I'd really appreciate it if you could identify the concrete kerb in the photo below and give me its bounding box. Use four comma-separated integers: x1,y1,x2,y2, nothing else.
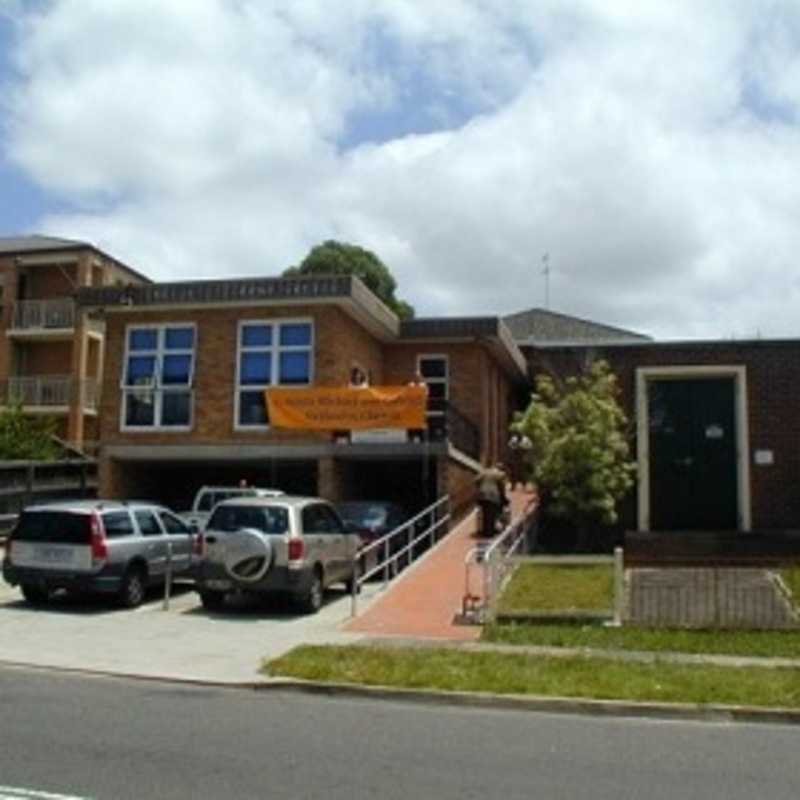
2,657,799,727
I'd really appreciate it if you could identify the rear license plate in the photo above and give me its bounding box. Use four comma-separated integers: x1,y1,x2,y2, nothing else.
34,546,74,564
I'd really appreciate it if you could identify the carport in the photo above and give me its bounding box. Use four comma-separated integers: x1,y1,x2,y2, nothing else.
102,444,320,512
100,442,445,513
332,454,438,515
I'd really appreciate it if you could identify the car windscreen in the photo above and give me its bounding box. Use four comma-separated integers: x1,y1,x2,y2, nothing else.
207,505,288,535
12,510,92,544
337,503,391,528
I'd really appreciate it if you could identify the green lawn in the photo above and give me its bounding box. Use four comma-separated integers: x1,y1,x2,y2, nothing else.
496,563,613,614
264,644,800,709
483,622,800,659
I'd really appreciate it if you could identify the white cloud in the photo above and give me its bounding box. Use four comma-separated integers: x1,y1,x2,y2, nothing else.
5,0,800,339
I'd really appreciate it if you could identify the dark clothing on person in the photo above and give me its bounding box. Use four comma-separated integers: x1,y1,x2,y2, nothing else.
476,466,508,537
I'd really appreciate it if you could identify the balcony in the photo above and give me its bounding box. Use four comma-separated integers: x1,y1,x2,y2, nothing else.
9,298,76,340
2,376,98,414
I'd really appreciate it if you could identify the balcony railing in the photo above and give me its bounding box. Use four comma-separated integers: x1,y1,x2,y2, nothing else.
3,376,98,412
426,401,480,460
12,298,75,330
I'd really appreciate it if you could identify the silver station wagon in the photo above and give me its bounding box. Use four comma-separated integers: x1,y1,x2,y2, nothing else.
2,499,196,608
194,496,360,613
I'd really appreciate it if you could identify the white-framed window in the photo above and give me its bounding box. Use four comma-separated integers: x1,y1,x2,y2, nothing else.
236,318,313,428
122,324,195,430
417,354,448,417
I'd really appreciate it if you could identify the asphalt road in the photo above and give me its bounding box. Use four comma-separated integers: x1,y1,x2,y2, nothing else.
0,668,797,800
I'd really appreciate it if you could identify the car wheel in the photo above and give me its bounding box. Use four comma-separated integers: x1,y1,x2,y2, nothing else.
20,583,51,605
118,566,146,609
199,590,226,611
297,568,323,614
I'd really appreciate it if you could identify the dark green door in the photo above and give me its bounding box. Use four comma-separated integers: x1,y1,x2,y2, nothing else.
648,378,738,530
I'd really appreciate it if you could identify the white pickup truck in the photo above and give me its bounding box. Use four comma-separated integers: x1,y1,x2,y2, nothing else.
180,485,284,532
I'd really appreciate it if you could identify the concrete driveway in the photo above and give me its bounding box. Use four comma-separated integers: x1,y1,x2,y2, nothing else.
0,578,374,684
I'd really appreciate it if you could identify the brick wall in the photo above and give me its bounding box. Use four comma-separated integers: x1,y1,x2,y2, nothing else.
17,341,72,375
527,341,800,531
383,342,517,464
100,303,384,445
22,265,75,299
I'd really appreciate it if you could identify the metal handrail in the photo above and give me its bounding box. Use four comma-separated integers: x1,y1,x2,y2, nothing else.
350,495,451,616
462,500,539,622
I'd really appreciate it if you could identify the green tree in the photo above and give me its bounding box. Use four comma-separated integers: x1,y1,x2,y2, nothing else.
285,240,415,319
0,404,60,460
513,360,635,551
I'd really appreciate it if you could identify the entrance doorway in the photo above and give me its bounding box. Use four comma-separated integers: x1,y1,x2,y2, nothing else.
637,367,750,532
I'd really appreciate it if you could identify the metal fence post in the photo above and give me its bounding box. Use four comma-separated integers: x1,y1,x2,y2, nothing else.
351,555,358,617
612,546,624,626
162,542,173,611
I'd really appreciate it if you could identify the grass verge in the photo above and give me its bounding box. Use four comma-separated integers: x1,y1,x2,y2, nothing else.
264,644,800,709
483,623,800,659
496,563,613,614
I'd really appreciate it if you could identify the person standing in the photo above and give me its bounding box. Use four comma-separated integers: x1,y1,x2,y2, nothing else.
475,462,508,538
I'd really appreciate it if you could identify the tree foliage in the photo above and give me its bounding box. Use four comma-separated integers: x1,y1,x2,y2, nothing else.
0,405,60,460
285,240,415,319
513,360,635,528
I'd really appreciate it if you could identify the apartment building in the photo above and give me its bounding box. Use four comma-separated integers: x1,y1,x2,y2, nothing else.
0,236,149,451
77,275,527,513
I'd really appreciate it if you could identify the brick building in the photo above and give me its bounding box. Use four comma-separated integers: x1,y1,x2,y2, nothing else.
507,308,800,534
0,236,149,450
77,275,527,513
5,233,799,538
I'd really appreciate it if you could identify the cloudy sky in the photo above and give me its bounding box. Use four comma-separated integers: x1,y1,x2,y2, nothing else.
2,1,800,340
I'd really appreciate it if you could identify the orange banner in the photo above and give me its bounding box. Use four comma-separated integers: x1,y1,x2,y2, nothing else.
266,385,427,430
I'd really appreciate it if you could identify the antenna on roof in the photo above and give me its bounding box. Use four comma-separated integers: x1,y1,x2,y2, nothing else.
542,253,551,310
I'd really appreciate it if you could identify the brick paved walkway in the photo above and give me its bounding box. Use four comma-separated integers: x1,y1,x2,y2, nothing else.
344,489,536,640
627,567,799,629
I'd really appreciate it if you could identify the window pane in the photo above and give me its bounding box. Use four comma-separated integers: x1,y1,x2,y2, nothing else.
239,390,268,426
126,356,156,385
125,391,155,426
135,510,162,537
159,511,189,534
279,351,310,384
279,323,311,347
419,358,446,379
161,391,191,426
129,329,158,351
241,352,271,385
427,382,446,400
242,324,271,347
102,511,134,537
162,354,192,385
165,327,194,350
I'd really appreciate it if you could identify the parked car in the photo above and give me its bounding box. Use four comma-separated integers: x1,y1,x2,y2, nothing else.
194,496,359,613
336,501,415,577
1,499,196,608
180,485,284,532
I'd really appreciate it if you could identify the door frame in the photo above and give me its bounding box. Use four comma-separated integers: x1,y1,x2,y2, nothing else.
635,365,751,532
